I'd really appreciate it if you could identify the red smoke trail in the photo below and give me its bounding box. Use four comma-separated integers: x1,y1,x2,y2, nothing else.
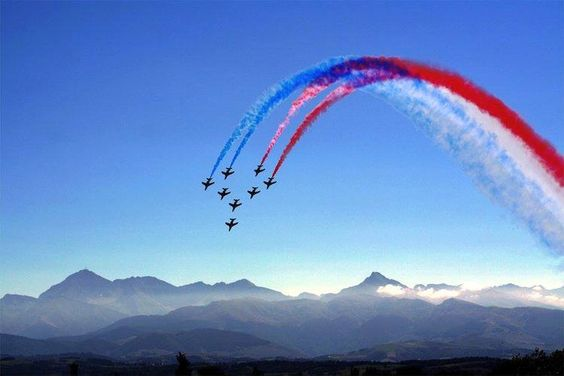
271,57,563,185
270,68,402,177
260,80,332,165
272,85,355,177
258,60,409,169
384,58,564,187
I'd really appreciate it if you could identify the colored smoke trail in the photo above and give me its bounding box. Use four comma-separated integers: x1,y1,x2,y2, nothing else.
387,58,564,187
268,66,564,252
363,79,564,254
211,56,564,254
222,57,408,172
271,69,400,176
272,84,355,177
260,79,333,166
263,57,563,191
209,56,352,177
216,56,563,189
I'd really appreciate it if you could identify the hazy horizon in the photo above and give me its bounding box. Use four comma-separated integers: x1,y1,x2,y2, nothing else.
3,267,563,299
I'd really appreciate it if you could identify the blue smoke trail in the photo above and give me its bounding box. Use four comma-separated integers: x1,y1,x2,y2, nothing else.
223,58,408,171
210,56,359,177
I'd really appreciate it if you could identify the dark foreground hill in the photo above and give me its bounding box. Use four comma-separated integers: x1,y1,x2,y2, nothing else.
0,328,302,359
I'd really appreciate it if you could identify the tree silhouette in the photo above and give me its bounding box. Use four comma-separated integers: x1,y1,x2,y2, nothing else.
492,348,564,375
175,352,191,376
68,361,79,376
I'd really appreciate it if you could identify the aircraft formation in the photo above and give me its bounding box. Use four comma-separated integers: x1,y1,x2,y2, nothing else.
201,164,275,231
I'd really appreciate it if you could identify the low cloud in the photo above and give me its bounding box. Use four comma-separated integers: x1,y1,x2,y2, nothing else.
416,288,460,300
377,284,406,296
528,292,564,308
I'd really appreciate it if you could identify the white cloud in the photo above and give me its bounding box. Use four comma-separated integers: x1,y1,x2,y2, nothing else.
377,284,406,296
528,292,564,308
416,288,460,300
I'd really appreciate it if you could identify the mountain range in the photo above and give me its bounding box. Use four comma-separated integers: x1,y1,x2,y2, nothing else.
1,269,286,338
1,270,563,360
2,295,562,360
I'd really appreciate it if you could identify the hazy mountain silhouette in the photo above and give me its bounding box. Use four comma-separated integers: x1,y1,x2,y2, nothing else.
69,296,563,357
1,269,287,338
2,270,562,341
3,296,561,359
1,295,125,338
40,269,115,301
38,269,286,315
334,272,407,296
332,273,563,310
414,283,461,290
296,292,320,300
460,284,564,309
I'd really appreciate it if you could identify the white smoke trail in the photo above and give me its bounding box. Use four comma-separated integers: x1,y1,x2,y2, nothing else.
363,79,564,255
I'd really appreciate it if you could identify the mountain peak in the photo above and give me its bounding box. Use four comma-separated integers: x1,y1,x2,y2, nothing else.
68,269,108,281
361,272,406,288
181,281,209,288
296,292,320,300
39,269,112,300
368,272,387,279
229,279,256,288
113,276,176,293
337,272,407,296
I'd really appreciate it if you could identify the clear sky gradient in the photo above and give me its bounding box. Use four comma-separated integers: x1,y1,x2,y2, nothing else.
2,1,563,297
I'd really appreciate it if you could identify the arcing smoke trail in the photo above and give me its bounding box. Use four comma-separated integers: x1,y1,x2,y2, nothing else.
388,58,564,187
259,68,378,166
268,68,564,251
212,56,564,254
364,79,564,254
217,57,408,173
267,65,564,253
209,56,351,177
214,56,563,189
271,69,402,176
260,78,333,166
271,84,355,177
267,58,563,198
273,74,564,252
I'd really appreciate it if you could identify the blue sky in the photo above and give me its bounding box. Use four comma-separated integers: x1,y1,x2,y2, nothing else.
2,1,563,297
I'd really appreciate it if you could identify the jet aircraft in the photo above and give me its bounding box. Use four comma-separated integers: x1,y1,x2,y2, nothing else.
225,218,238,231
201,177,214,190
221,167,234,179
247,186,260,199
263,177,277,189
218,188,231,200
254,164,265,176
229,199,242,212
